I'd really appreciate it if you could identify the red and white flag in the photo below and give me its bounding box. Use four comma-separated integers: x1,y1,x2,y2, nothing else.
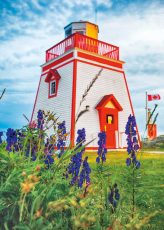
147,94,161,101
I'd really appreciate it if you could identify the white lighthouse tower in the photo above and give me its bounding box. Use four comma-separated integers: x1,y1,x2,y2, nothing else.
31,21,140,149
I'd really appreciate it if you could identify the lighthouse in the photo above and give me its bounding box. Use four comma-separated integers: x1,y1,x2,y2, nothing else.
31,21,140,149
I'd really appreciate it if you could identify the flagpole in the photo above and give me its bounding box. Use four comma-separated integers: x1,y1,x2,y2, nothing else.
146,91,148,138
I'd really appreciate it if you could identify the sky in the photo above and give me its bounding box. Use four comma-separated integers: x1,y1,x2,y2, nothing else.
0,0,164,137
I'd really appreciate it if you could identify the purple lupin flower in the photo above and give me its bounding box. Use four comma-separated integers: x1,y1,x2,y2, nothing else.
108,183,120,209
78,156,91,188
43,137,56,168
57,121,66,158
67,128,86,185
96,131,107,163
44,155,54,169
0,131,3,144
6,128,18,152
25,139,37,161
126,158,131,166
125,115,140,169
37,110,44,130
44,137,55,155
14,130,25,151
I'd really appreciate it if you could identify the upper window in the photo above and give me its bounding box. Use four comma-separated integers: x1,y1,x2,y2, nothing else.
106,115,114,124
72,29,85,35
50,80,56,96
45,69,61,99
77,30,84,35
65,28,72,37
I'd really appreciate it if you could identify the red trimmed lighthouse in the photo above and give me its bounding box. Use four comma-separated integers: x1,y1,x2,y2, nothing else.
31,21,140,149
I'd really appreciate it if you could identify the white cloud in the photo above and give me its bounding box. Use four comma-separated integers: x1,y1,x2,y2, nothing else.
97,1,164,135
0,0,163,134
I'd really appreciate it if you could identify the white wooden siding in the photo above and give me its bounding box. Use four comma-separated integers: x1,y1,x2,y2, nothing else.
75,61,133,147
33,62,73,139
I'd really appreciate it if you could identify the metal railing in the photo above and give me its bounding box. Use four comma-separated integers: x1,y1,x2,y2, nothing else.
46,33,119,62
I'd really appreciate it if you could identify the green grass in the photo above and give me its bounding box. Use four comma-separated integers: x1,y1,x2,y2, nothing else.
85,151,164,229
0,149,164,229
142,147,164,152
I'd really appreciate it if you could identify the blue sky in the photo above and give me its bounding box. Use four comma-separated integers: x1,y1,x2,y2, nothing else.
0,0,164,136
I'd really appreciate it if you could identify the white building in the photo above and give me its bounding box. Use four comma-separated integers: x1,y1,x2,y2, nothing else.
31,21,140,149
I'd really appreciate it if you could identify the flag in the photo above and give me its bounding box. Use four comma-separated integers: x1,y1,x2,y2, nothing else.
148,94,161,101
146,104,158,127
150,113,159,131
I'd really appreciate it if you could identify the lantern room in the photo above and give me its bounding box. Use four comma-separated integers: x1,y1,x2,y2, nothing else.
64,21,99,39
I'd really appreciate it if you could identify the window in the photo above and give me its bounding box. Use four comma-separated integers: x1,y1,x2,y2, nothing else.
106,115,114,124
50,80,56,95
72,29,85,35
77,31,84,35
45,69,61,99
65,28,72,37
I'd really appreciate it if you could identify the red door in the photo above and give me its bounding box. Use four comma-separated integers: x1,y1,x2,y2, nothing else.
105,111,117,148
95,94,123,149
106,128,116,148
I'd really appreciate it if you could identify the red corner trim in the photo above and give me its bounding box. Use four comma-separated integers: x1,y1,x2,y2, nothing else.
123,72,141,146
77,51,123,69
41,60,74,76
42,52,73,72
77,59,124,74
70,60,77,147
30,75,42,122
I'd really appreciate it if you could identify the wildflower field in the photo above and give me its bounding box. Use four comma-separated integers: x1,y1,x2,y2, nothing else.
0,110,163,230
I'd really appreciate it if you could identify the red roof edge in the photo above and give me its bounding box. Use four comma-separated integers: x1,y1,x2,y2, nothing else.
45,69,61,83
95,94,123,111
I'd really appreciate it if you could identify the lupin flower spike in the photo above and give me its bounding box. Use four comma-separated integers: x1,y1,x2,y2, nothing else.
125,115,140,169
96,131,107,163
